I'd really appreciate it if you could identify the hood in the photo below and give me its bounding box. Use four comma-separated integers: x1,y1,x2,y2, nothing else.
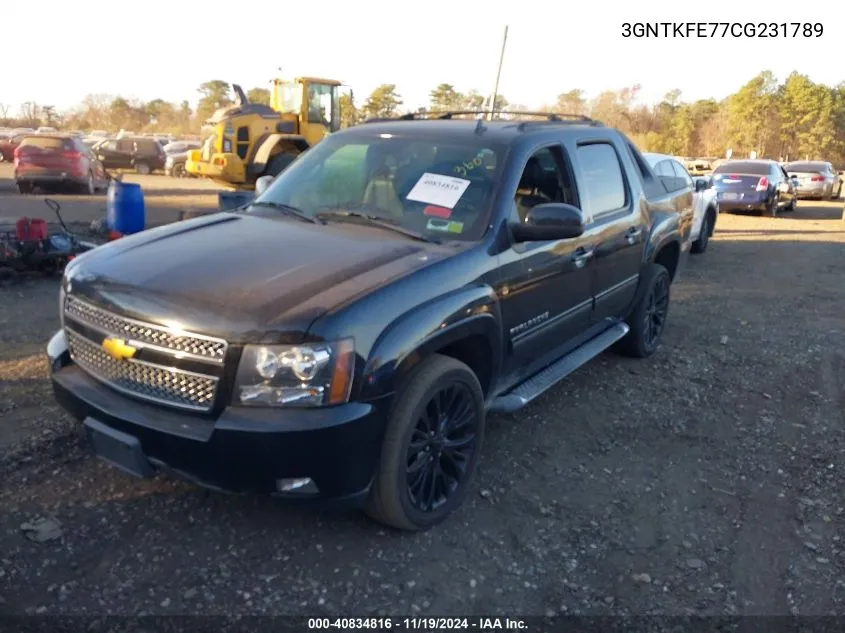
65,212,451,342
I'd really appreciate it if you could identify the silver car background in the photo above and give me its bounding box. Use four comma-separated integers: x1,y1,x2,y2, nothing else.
785,161,842,200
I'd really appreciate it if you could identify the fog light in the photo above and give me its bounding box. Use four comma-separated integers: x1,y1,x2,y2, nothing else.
276,477,318,494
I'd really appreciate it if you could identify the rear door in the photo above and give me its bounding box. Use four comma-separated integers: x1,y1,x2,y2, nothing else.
567,137,648,323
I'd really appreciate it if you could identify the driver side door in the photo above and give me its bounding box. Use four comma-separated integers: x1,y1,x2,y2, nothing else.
496,143,596,385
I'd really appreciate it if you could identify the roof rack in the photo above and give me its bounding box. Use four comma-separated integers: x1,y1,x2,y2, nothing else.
362,111,602,126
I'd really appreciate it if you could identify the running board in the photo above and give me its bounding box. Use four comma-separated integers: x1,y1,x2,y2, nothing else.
488,321,630,414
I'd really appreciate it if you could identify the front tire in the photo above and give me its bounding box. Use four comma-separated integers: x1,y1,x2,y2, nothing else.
135,163,151,175
81,171,95,195
616,263,671,359
690,209,714,254
170,162,187,178
366,354,485,531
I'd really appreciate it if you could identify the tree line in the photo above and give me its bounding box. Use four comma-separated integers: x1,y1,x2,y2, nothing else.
1,70,842,164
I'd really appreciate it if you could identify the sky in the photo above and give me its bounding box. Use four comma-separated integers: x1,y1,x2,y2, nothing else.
3,0,840,115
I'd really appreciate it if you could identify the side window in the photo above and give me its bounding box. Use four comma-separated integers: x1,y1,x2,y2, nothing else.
307,83,334,125
576,143,626,218
101,140,118,152
117,139,134,153
236,126,249,160
512,145,575,222
654,160,674,177
672,160,693,187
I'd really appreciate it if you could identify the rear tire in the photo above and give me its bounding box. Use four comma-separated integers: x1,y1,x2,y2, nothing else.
264,152,298,178
783,198,796,212
170,162,187,178
135,163,151,175
365,354,485,531
616,263,671,359
766,198,778,217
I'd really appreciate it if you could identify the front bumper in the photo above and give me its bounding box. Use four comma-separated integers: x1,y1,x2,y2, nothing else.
48,330,389,506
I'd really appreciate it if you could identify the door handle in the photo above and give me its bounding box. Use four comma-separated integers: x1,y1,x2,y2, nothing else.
625,227,642,244
571,248,594,268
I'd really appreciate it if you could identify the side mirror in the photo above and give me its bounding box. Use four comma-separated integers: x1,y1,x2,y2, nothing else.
695,179,708,192
510,203,585,243
255,175,275,197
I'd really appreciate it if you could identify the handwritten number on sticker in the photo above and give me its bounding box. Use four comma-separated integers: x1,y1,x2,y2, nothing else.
453,155,484,179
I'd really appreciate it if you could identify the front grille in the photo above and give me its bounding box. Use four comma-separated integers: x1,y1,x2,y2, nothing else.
65,329,219,412
63,296,226,412
65,295,227,362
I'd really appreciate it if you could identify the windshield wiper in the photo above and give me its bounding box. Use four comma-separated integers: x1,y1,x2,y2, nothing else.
315,210,441,244
248,201,323,224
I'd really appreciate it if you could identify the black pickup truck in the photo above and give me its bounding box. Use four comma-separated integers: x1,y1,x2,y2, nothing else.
47,112,693,531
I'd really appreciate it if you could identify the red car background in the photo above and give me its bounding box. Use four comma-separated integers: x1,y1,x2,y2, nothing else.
14,134,109,194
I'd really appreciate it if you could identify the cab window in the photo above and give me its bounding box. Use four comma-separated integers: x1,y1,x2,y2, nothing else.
576,143,627,218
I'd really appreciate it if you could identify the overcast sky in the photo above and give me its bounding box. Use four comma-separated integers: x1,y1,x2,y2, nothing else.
4,0,839,113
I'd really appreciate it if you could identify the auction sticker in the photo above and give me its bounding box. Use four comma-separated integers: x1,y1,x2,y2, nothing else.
407,173,471,209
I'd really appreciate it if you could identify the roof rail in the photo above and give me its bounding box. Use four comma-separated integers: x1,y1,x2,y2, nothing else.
362,111,603,126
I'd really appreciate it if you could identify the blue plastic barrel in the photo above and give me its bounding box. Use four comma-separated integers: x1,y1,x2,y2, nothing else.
218,191,254,212
106,181,145,234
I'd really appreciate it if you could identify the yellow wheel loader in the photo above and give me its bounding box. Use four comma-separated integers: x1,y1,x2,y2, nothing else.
185,77,342,190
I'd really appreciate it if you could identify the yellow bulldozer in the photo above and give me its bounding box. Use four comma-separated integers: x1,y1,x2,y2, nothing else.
185,77,343,189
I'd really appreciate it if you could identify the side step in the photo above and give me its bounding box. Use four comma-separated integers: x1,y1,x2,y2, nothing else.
488,321,630,414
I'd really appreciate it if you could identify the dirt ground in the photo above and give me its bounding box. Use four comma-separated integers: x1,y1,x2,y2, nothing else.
1,165,844,618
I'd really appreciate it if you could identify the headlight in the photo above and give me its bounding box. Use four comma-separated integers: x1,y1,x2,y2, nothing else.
233,339,354,407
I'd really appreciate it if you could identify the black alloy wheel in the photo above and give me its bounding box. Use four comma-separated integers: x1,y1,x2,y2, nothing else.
644,273,670,349
366,354,485,531
406,383,478,513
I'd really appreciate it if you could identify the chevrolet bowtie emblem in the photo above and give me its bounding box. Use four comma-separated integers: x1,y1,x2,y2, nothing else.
102,337,137,360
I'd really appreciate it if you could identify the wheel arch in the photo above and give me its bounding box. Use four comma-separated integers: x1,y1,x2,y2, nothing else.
247,133,309,178
360,287,502,402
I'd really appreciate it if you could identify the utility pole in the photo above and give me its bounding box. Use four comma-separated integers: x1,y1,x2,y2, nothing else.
488,25,509,121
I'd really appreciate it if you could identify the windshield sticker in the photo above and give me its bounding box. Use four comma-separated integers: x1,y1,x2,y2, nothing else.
453,155,484,178
423,205,452,219
407,173,471,209
426,219,464,234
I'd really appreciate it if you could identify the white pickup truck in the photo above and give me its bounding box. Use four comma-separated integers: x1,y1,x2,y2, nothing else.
644,152,719,254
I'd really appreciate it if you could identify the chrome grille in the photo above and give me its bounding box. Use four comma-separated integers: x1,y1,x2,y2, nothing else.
64,295,227,362
65,329,219,412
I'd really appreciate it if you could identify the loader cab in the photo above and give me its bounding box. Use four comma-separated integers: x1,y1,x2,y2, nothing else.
271,77,341,145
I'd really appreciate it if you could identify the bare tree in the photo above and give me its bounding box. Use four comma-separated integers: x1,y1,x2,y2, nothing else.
19,101,41,126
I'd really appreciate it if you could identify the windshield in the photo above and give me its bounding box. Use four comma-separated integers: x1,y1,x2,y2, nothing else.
252,134,503,242
273,81,302,114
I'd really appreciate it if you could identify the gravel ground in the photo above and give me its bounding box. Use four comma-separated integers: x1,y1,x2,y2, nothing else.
1,185,844,618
